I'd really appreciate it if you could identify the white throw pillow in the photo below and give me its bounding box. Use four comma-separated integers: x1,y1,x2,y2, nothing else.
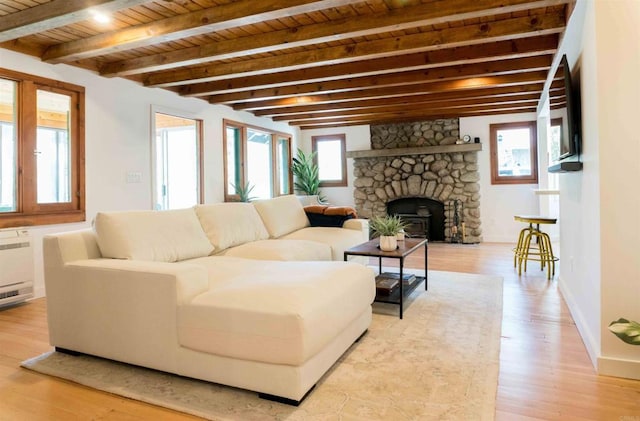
252,195,309,238
94,208,214,262
194,203,269,251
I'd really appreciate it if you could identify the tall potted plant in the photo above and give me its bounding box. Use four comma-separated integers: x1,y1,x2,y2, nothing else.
369,215,409,251
291,149,325,202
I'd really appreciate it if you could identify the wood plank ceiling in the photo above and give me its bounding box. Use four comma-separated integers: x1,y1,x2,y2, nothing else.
0,0,573,129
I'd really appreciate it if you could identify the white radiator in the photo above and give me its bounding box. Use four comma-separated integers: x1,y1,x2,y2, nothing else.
0,228,34,307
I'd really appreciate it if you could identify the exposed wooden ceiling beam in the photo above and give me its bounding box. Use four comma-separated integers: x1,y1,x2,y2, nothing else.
271,93,543,121
99,0,570,77
145,11,566,88
292,103,539,128
254,84,547,117
179,35,559,97
298,107,539,129
41,0,355,63
203,56,552,104
228,71,550,111
0,0,150,43
284,100,540,124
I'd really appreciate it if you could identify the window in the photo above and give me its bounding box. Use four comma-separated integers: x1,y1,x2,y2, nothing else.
489,121,538,185
312,134,347,187
223,119,292,201
152,110,203,210
0,68,85,228
548,118,563,164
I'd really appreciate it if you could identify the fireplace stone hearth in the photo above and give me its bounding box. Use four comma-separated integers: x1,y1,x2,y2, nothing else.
351,119,482,243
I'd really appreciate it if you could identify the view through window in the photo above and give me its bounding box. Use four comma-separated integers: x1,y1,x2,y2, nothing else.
312,134,347,187
223,119,292,201
489,121,538,185
0,68,85,228
153,111,203,210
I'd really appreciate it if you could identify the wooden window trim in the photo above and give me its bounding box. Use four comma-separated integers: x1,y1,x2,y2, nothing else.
222,119,292,202
312,133,347,188
489,121,538,185
0,67,85,229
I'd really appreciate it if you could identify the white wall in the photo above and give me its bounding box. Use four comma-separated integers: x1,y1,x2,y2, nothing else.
547,0,640,379
593,0,640,378
299,125,370,206
460,113,541,242
554,0,603,371
0,48,297,298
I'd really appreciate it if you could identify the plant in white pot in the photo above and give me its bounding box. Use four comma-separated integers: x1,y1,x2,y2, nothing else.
369,215,409,251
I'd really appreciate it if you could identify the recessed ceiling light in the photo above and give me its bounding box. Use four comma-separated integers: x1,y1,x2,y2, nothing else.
91,10,111,24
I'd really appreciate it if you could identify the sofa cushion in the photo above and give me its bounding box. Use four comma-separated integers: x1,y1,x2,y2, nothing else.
281,227,367,261
177,257,375,365
252,195,309,238
215,239,331,261
195,203,269,251
94,209,213,262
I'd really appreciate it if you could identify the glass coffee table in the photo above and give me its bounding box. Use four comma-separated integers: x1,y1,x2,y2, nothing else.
344,238,428,319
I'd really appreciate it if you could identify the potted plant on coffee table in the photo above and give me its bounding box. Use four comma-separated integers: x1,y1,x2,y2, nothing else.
369,214,409,251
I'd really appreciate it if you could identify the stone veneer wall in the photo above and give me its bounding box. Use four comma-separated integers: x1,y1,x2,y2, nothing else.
353,119,482,243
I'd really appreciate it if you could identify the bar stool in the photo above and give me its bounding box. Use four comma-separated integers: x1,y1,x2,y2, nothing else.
513,215,558,280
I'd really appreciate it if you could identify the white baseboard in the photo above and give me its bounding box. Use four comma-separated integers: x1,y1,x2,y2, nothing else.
557,274,599,369
598,356,640,380
34,286,46,299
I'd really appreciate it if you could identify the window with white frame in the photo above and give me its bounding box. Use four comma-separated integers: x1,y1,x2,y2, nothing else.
152,110,203,210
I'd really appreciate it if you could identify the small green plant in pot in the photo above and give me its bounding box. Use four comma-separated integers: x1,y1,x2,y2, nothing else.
369,214,409,251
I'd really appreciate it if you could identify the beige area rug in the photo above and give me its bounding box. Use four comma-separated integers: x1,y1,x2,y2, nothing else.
21,270,503,421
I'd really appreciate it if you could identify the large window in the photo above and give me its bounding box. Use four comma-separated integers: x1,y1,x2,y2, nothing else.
0,68,85,228
489,121,538,185
223,119,292,201
152,110,203,210
312,134,347,187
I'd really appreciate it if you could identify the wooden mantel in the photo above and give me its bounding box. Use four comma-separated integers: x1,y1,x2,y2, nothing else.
346,143,482,159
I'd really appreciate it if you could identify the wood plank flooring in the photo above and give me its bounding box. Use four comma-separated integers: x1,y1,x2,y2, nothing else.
0,242,639,420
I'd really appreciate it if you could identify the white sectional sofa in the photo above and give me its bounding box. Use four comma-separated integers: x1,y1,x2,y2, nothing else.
43,195,375,404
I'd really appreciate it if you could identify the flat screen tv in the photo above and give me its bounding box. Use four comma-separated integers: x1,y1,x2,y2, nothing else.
558,54,581,160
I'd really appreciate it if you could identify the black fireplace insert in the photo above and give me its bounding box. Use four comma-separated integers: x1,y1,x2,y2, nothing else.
386,197,445,241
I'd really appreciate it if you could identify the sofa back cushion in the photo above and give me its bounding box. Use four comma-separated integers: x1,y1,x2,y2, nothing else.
94,208,214,262
194,203,269,251
252,195,310,238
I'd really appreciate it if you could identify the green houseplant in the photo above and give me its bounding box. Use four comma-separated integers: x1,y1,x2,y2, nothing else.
230,182,257,202
291,149,324,201
369,215,409,251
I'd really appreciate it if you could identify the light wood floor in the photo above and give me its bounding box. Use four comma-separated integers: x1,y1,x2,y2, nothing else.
1,242,639,420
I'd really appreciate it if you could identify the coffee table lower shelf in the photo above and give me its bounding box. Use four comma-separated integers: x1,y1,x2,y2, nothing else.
374,275,425,304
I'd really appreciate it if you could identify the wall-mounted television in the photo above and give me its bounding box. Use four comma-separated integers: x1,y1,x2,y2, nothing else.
558,54,581,160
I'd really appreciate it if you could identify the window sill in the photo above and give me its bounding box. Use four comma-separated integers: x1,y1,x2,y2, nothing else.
0,211,86,229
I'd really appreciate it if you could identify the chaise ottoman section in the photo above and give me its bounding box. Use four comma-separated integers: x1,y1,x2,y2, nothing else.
176,259,375,366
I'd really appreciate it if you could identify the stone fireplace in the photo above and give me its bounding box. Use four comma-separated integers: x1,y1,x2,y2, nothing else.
349,119,482,243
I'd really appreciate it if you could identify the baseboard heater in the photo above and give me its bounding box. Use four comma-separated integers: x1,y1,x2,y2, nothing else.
0,228,34,308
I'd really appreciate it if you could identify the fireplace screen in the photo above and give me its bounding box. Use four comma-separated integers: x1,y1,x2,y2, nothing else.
386,197,445,241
